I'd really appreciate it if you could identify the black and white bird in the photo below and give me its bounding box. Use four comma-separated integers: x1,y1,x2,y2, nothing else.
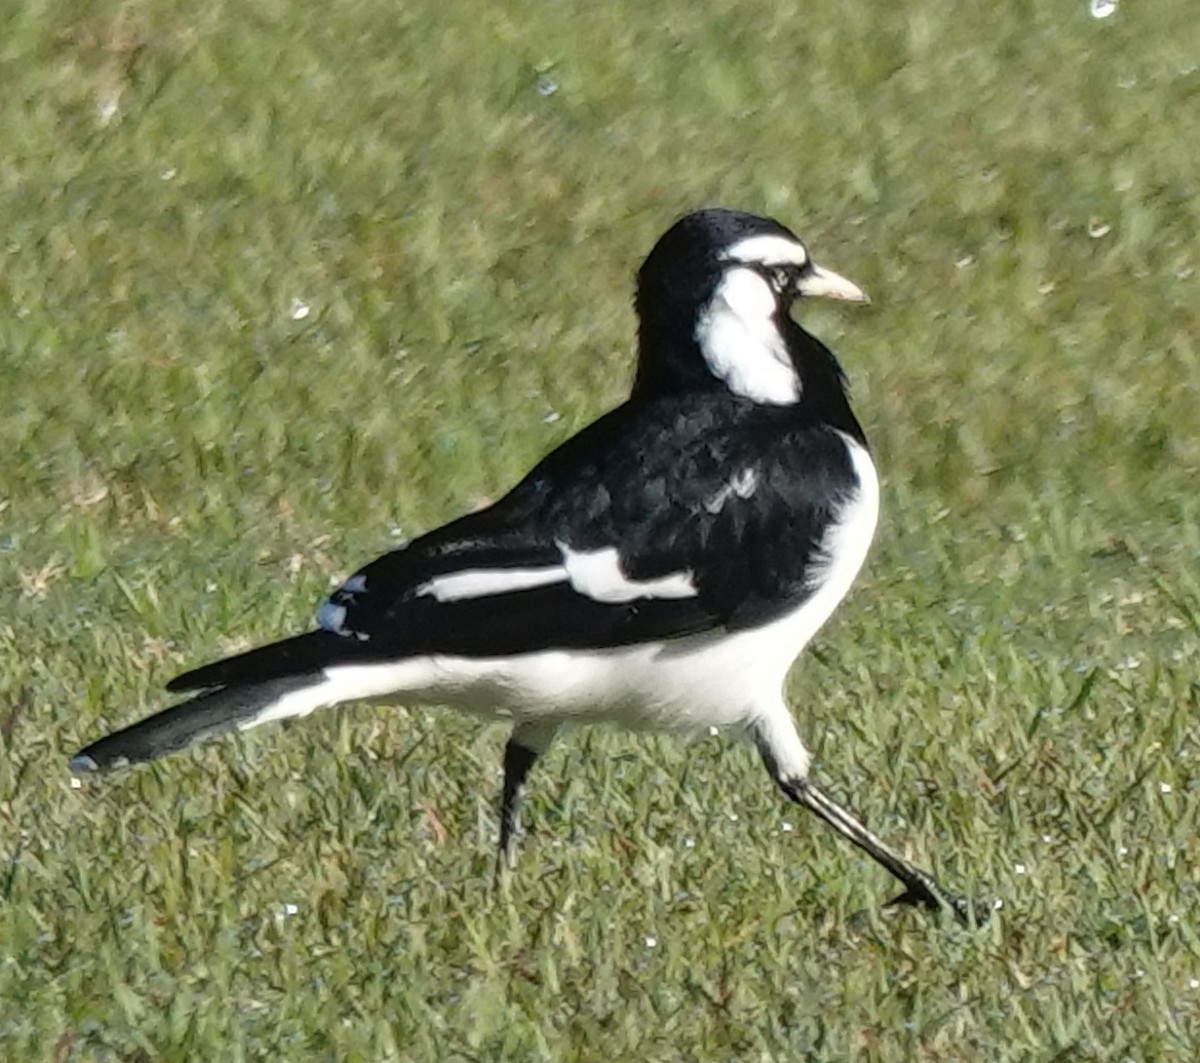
71,208,971,922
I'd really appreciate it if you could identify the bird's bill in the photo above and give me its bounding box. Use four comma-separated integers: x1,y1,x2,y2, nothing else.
796,263,870,304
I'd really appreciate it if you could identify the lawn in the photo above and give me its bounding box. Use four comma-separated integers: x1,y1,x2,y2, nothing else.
2,0,1199,1058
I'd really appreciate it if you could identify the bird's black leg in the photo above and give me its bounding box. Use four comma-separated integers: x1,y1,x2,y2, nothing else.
754,718,976,926
495,721,558,881
497,741,539,875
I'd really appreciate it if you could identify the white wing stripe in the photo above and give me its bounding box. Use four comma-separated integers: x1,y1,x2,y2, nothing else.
416,566,567,603
334,548,700,612
559,543,697,603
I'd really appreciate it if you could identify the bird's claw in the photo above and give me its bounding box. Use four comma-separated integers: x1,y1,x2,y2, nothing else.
885,884,982,927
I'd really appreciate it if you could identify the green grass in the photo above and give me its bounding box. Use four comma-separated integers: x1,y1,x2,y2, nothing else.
3,0,1200,1057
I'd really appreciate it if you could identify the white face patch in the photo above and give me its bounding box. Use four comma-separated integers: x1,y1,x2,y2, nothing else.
416,566,567,603
723,234,809,269
558,543,697,603
696,268,799,406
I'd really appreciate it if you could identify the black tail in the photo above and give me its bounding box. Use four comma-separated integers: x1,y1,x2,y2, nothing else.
166,631,349,693
69,675,315,774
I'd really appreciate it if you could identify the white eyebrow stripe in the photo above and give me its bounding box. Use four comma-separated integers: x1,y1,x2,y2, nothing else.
416,566,568,602
558,543,698,603
723,234,809,268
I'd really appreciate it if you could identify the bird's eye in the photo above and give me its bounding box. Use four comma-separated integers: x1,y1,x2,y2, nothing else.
771,267,792,293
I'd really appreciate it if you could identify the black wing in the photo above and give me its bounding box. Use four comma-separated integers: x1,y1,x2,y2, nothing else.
333,393,860,644
169,394,862,691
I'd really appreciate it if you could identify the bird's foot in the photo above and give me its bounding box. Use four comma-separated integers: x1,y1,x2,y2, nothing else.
885,882,983,927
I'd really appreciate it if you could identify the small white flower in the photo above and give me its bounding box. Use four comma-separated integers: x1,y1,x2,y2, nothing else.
683,836,696,849
70,776,82,790
160,167,177,181
1190,978,1200,990
1089,0,1117,18
1087,218,1112,239
97,94,120,126
781,821,794,833
644,935,657,948
289,299,311,321
1014,863,1027,875
1160,782,1173,794
542,411,561,424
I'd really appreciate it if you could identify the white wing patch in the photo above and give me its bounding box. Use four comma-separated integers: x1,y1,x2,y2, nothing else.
558,543,697,603
723,234,809,268
416,566,567,603
696,268,799,406
704,467,758,515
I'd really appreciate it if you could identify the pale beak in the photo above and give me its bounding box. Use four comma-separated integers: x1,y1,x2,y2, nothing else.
796,263,870,304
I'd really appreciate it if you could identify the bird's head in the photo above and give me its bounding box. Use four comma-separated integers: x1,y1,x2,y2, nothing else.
634,208,867,405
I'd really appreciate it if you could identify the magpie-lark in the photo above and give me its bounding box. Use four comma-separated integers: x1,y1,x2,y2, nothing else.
71,208,972,923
